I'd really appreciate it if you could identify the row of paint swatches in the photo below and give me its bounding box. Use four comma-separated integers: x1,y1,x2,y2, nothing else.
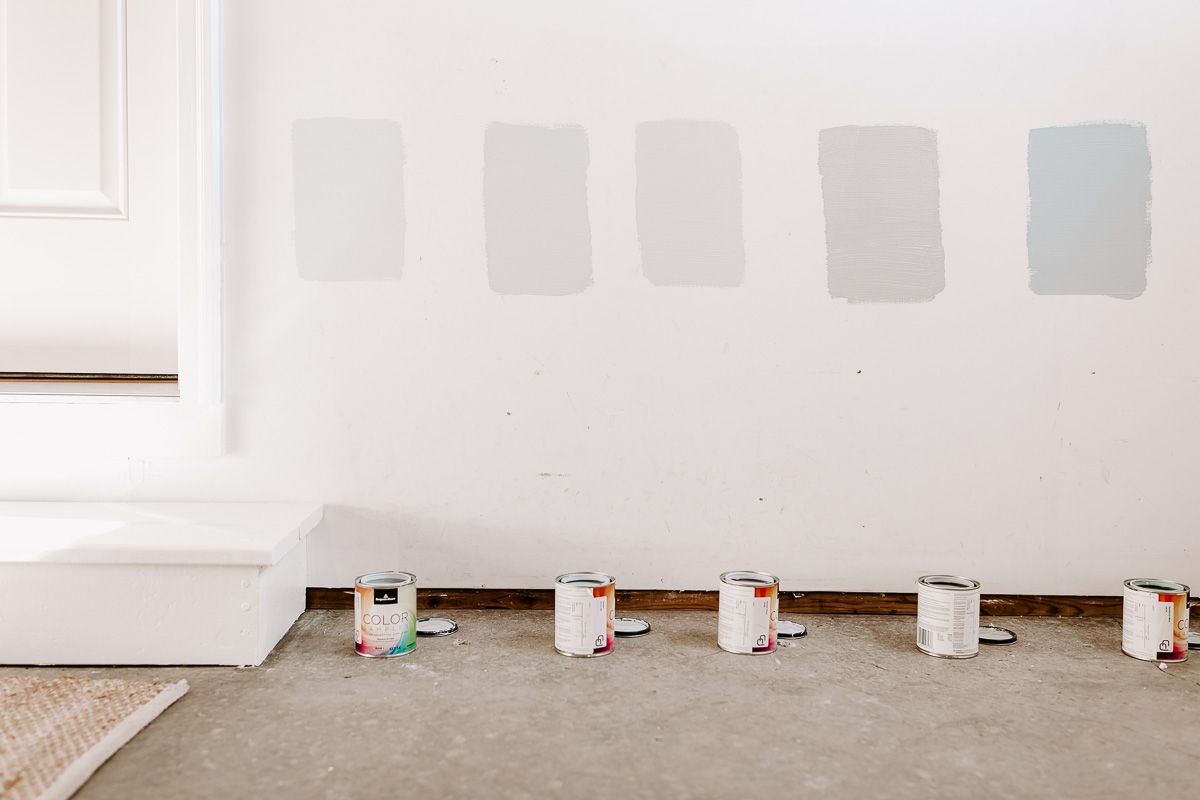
293,119,1151,301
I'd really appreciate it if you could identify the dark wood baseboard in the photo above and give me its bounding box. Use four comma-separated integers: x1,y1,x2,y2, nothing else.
307,588,1122,617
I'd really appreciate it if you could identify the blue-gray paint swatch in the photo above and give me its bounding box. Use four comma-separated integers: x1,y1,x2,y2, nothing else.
1027,124,1151,299
636,120,745,286
484,123,592,295
818,126,945,303
292,118,405,281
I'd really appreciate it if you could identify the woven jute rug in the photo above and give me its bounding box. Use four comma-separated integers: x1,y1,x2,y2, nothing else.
0,676,188,800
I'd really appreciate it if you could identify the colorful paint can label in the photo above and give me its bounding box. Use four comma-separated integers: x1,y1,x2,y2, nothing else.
718,571,779,654
554,572,615,657
354,572,417,657
916,575,980,658
1122,579,1189,662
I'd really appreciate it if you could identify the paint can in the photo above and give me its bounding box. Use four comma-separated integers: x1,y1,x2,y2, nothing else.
554,572,615,657
916,575,980,658
718,571,779,654
354,571,417,657
1121,578,1190,663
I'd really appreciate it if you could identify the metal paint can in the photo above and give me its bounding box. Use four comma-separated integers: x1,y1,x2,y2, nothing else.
718,571,779,654
1122,578,1190,663
354,571,417,657
916,575,980,659
554,572,616,657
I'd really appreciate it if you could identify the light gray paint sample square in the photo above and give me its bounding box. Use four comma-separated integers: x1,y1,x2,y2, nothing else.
1027,124,1151,299
292,118,405,281
484,123,592,295
636,120,745,286
818,126,945,303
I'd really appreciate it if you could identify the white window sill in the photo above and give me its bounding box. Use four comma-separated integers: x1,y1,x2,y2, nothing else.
0,394,224,457
0,382,180,399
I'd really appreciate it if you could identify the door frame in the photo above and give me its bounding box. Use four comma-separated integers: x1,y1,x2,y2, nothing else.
0,0,224,457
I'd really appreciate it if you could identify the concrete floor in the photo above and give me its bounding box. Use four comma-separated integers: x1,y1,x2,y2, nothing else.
3,611,1198,798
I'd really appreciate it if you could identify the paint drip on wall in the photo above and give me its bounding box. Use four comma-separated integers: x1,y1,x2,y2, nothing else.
292,118,405,281
484,123,592,296
636,120,745,287
1027,123,1151,299
818,125,945,303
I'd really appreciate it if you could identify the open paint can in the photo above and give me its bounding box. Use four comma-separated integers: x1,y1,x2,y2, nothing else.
916,575,981,659
718,571,779,654
354,571,417,657
1122,578,1190,662
554,572,616,657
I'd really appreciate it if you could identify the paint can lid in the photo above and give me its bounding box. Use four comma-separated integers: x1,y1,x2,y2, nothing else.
777,620,807,638
415,617,458,637
613,617,651,637
556,571,616,588
356,571,416,589
978,624,1017,645
720,570,780,587
918,575,981,592
1188,631,1200,651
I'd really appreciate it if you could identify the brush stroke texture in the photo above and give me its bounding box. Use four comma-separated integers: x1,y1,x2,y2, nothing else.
818,126,945,303
1027,123,1151,299
292,118,405,281
484,123,592,295
636,120,745,286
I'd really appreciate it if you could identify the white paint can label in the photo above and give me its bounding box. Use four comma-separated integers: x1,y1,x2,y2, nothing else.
916,576,980,658
1122,580,1189,662
554,573,615,657
354,573,417,657
718,572,778,654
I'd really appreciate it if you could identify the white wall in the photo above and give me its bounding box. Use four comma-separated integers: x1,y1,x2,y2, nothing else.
4,1,1200,594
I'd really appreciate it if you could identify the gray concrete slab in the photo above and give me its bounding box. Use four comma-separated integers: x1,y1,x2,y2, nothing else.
3,611,1197,798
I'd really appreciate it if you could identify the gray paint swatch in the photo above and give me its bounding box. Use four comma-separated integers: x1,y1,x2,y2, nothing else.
484,123,592,295
292,118,405,281
1027,123,1151,299
818,126,945,303
636,120,745,286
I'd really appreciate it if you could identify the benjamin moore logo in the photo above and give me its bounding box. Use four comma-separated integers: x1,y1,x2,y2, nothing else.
374,588,398,605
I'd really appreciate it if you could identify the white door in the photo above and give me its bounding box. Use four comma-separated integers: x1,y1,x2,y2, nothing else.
0,0,178,375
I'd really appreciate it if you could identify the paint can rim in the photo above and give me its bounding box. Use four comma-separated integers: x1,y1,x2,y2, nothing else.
1121,648,1189,663
354,648,416,658
917,574,981,592
554,647,614,658
919,649,979,659
1124,578,1190,595
355,571,417,589
555,571,616,588
720,570,780,587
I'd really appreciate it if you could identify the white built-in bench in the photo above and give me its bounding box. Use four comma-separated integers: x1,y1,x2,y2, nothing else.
0,503,322,666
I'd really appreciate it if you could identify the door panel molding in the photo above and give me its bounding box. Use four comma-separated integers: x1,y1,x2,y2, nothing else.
0,0,127,218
